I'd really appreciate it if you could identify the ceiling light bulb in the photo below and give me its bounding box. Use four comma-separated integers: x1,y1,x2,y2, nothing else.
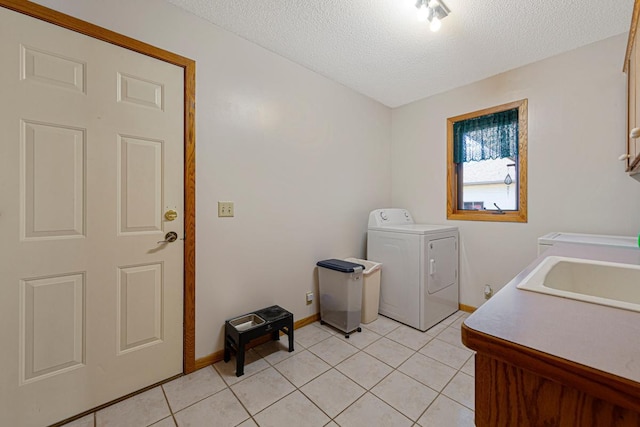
417,4,429,22
430,15,442,31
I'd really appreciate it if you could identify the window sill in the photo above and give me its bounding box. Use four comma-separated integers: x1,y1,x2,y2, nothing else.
447,210,527,223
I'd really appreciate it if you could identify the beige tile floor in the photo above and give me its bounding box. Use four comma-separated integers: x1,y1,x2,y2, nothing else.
63,311,475,427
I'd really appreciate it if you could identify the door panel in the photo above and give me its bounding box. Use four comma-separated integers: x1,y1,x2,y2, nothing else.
0,6,184,426
22,121,86,239
20,273,85,384
117,263,163,354
118,72,163,110
21,45,86,93
117,135,163,234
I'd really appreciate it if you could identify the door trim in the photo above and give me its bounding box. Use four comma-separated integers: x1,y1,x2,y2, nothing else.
0,0,197,374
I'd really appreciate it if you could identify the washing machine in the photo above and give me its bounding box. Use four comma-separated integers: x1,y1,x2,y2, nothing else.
367,209,459,331
537,232,639,255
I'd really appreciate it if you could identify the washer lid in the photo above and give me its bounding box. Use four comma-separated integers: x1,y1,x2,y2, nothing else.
368,224,458,234
538,232,638,248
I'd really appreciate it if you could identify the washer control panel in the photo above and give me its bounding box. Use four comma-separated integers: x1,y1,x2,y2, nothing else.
368,209,414,227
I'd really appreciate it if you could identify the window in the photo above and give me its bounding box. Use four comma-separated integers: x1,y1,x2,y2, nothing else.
447,99,527,222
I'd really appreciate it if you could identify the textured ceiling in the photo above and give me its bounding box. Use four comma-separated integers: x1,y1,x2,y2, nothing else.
166,0,634,107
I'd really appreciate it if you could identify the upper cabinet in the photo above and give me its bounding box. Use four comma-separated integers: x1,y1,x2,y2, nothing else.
624,0,640,175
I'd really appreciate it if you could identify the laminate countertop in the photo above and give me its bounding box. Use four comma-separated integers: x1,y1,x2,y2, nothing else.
463,243,640,384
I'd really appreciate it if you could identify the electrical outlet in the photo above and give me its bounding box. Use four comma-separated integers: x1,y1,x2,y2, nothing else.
217,201,234,217
306,292,314,305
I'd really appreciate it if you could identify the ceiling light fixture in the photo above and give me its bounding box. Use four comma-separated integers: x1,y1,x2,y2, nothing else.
417,4,429,22
414,0,450,32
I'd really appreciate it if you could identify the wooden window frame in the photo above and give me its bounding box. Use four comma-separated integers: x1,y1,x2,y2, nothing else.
446,99,528,223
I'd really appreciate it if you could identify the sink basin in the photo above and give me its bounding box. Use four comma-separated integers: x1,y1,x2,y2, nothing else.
228,314,266,332
517,256,640,312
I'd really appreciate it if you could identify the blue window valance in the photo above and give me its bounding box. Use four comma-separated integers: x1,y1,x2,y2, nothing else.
453,108,518,163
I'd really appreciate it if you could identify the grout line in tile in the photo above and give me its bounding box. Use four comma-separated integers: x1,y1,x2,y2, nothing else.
438,314,460,326
251,388,298,420
434,363,473,413
441,371,475,411
325,389,364,423
224,379,254,421
413,387,439,424
234,416,257,427
273,356,330,389
410,355,471,424
361,350,402,371
298,383,340,422
168,385,230,419
418,338,474,370
331,366,366,395
365,363,401,392
159,381,173,414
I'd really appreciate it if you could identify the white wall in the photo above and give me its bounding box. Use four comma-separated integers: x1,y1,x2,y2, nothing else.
31,0,392,358
392,34,640,308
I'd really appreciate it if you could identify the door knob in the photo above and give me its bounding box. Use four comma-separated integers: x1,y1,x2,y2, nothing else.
158,231,178,244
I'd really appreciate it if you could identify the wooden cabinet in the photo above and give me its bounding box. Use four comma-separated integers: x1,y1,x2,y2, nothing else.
462,326,640,427
625,0,640,174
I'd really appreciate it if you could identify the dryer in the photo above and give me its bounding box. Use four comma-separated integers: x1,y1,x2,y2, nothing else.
367,209,459,331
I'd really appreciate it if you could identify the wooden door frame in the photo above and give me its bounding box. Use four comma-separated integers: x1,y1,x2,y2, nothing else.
0,0,197,374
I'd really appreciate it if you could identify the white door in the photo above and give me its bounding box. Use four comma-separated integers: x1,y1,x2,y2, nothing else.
0,7,184,426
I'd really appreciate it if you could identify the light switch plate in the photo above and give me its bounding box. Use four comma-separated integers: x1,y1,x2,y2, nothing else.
218,201,234,217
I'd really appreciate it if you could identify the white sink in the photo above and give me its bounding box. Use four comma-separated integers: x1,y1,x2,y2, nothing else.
517,256,640,312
